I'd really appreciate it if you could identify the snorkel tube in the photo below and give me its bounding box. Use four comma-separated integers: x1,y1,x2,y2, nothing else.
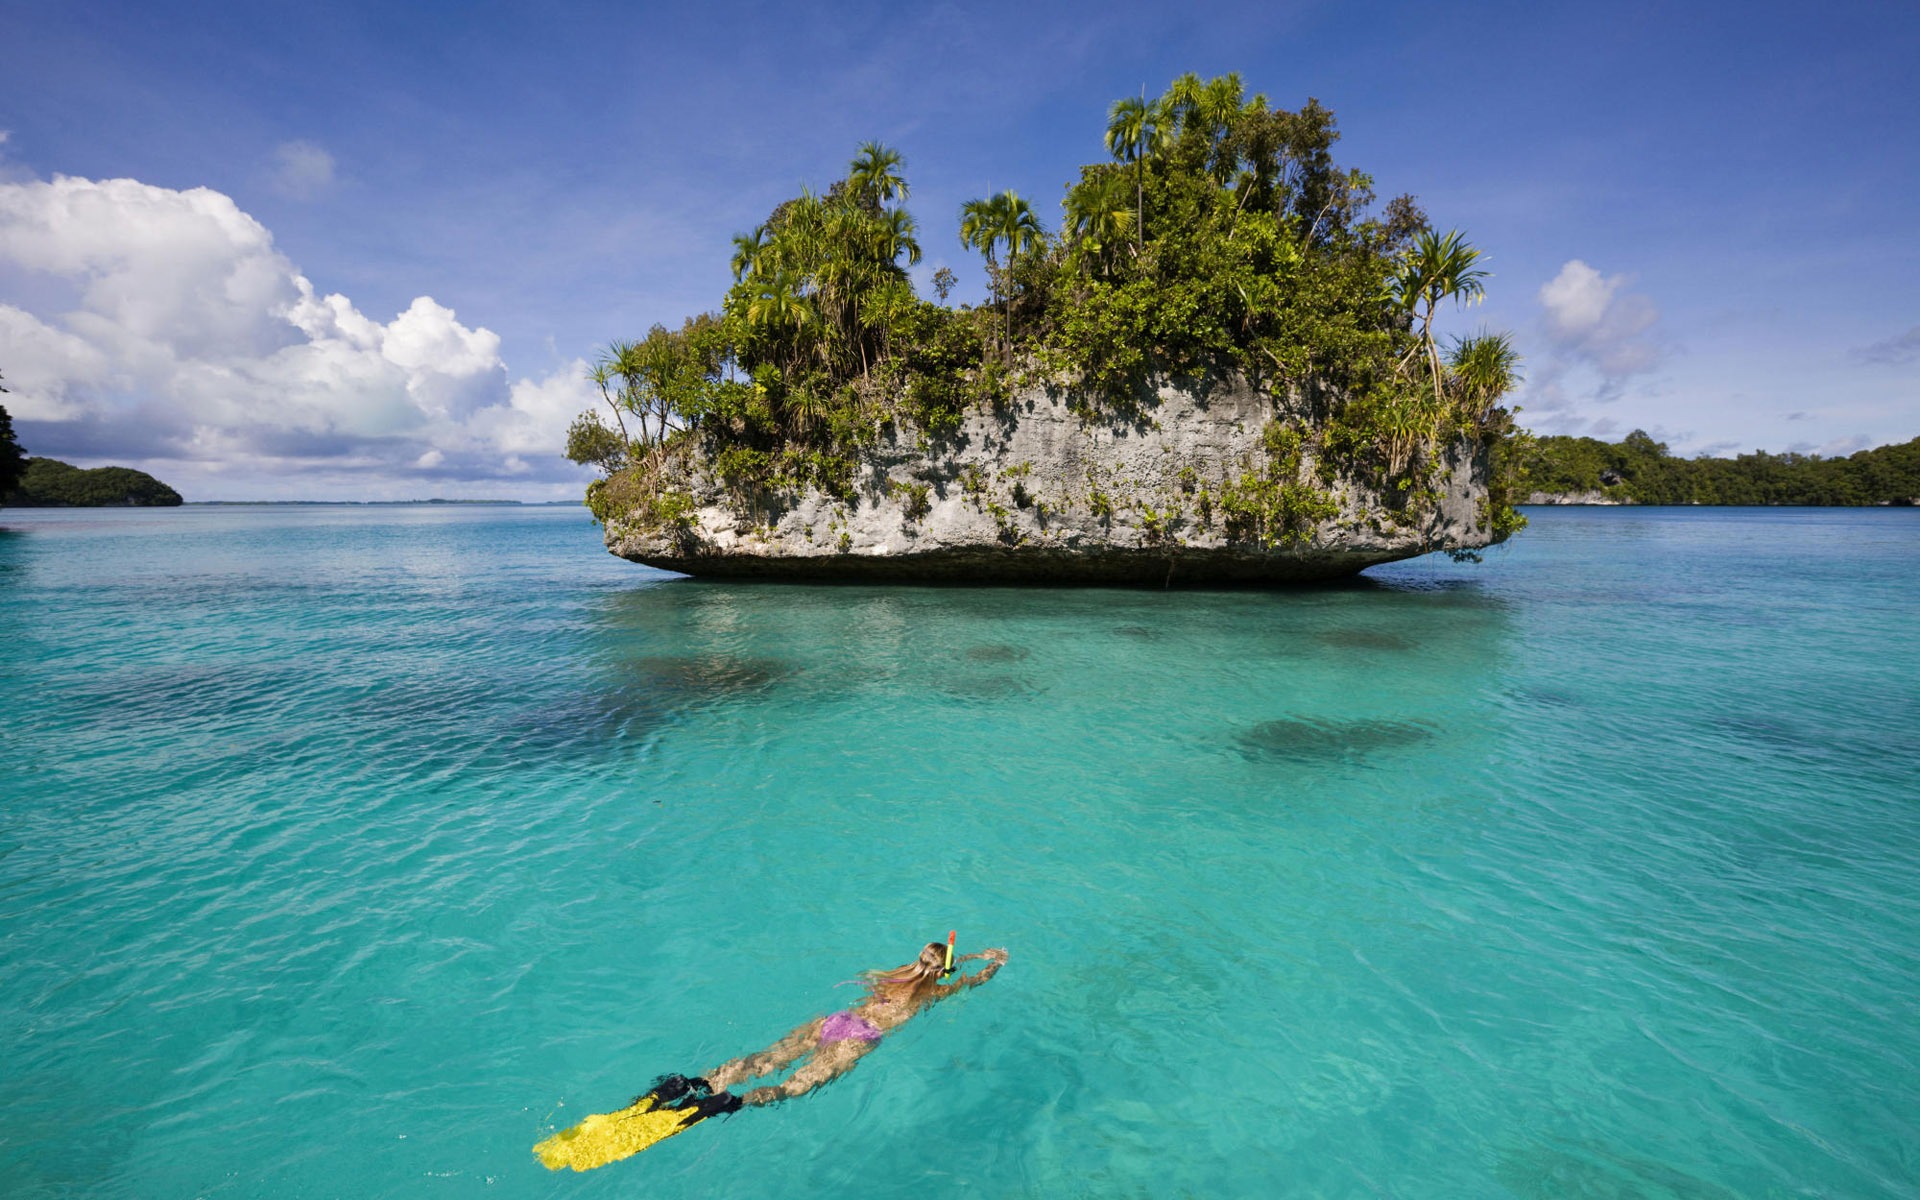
942,930,956,977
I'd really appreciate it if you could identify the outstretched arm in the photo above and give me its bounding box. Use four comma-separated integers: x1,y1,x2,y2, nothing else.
932,947,1007,999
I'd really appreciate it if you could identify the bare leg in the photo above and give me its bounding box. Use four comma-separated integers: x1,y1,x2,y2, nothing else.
742,1037,877,1105
705,1016,825,1090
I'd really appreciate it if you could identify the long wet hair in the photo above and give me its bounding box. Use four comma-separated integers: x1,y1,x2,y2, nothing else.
858,941,947,1007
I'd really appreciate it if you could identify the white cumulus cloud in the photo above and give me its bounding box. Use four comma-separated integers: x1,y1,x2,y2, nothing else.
1538,259,1663,383
0,173,592,496
1521,259,1671,435
478,360,598,457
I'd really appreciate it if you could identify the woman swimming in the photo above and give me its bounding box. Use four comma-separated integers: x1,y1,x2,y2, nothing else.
706,938,1008,1107
532,938,1006,1170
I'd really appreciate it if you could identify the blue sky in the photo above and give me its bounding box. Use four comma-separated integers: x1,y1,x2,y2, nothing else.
2,0,1916,499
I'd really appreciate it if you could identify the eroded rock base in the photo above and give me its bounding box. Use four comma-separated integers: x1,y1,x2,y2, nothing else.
629,544,1409,585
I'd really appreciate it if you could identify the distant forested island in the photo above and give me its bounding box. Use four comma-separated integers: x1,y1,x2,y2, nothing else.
6,457,183,507
1,386,183,507
1520,432,1920,506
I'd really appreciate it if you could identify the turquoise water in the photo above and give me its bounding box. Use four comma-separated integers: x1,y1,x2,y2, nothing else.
2,504,1916,1198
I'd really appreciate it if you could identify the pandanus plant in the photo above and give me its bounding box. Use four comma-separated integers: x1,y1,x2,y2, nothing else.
585,358,634,462
1393,229,1488,407
1448,332,1523,426
848,141,909,207
1379,389,1449,477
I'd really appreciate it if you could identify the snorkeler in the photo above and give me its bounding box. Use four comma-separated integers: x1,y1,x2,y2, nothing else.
710,935,1008,1106
533,935,1008,1171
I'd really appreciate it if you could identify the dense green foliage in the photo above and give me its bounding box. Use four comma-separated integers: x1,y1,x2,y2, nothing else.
1520,432,1920,506
0,400,27,502
571,76,1525,539
567,142,1006,520
7,458,183,506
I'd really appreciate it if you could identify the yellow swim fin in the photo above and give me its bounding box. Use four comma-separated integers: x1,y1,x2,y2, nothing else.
534,1077,742,1172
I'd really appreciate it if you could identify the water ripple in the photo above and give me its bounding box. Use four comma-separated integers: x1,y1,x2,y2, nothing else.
0,505,1916,1198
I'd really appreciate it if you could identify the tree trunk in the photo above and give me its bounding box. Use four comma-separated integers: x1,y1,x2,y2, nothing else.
1423,307,1444,408
1135,157,1145,249
989,251,1007,358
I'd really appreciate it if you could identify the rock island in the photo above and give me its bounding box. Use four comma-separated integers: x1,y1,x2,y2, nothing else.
574,75,1527,583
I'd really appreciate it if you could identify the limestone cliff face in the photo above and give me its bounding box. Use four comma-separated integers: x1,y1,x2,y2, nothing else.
1523,490,1628,505
604,376,1495,584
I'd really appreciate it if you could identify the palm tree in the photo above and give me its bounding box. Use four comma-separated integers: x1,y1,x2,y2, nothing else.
1162,72,1241,142
1105,94,1166,249
730,226,768,281
1195,74,1243,135
1448,332,1523,425
960,190,1045,347
959,195,1002,324
1195,74,1244,179
1163,72,1205,132
848,142,909,208
877,206,921,267
1062,171,1133,269
746,270,816,373
996,193,1046,263
1061,185,1099,243
1393,229,1488,406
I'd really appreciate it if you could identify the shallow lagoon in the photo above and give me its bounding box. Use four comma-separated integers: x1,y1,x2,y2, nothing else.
2,504,1916,1197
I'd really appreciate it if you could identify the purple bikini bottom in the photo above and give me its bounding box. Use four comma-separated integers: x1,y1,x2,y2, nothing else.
820,1011,883,1045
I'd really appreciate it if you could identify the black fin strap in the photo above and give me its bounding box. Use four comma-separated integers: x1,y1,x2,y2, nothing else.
632,1073,709,1109
676,1091,743,1121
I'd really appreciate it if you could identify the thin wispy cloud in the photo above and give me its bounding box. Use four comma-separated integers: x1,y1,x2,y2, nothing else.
0,129,30,184
1851,325,1920,365
269,140,336,199
1787,434,1874,457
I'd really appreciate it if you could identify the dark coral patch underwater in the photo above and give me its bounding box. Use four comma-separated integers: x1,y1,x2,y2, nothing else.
1237,716,1437,764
